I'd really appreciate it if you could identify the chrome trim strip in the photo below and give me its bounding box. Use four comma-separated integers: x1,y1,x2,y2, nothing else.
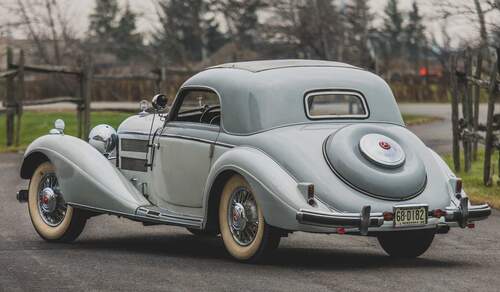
68,202,203,228
296,208,384,228
304,90,369,120
118,131,235,148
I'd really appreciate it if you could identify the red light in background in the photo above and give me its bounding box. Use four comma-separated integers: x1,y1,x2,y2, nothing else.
419,67,428,77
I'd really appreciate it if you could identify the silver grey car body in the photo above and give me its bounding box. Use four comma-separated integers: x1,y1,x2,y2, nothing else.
19,60,490,235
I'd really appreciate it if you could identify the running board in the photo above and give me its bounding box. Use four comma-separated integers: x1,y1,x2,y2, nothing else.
68,202,203,229
136,206,203,229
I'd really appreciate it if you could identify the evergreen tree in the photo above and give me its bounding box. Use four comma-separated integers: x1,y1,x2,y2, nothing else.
382,0,404,57
404,1,426,71
345,0,373,66
88,0,120,43
114,3,143,61
215,0,265,49
88,0,143,62
203,17,228,55
153,0,205,63
297,0,344,60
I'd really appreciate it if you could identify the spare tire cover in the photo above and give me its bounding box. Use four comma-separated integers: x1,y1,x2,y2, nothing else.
324,124,427,200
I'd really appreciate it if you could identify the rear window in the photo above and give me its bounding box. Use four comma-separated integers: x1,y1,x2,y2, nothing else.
305,91,368,119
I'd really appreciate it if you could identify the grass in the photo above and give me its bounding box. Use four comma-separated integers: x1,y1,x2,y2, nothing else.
0,111,437,152
443,150,500,209
402,114,442,126
0,111,130,152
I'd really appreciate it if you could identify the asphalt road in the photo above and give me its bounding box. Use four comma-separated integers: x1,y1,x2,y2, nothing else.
1,152,500,292
2,103,500,291
399,103,499,154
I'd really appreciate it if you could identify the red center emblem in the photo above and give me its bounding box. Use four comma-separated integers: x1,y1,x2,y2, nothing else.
378,141,391,150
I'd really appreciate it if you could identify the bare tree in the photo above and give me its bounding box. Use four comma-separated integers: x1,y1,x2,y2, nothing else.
262,0,344,60
433,0,500,46
0,0,80,65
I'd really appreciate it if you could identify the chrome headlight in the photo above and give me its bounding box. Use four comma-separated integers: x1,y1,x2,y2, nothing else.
88,124,118,156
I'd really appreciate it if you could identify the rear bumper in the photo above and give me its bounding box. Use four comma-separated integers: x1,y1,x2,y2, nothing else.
296,198,491,234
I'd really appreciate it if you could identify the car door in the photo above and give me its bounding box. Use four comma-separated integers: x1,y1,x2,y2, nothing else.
152,88,221,208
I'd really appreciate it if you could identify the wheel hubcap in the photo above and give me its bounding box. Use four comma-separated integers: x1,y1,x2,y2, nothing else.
228,187,259,246
37,173,67,227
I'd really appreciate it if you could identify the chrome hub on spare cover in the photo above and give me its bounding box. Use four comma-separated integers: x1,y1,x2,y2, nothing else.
359,133,405,168
37,173,67,227
228,187,259,246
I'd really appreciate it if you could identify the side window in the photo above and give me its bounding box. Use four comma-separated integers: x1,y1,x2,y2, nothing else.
173,90,221,125
305,91,368,119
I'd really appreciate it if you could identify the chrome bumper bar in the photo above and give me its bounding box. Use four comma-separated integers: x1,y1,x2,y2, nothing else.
445,198,491,228
296,199,491,234
296,206,384,235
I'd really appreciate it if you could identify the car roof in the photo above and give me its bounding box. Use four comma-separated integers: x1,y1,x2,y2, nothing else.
181,60,404,134
207,59,357,73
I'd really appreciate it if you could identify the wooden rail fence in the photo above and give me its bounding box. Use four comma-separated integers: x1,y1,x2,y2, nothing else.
450,47,500,185
0,47,92,145
0,47,192,147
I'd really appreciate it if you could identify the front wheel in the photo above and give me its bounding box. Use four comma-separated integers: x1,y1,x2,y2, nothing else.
28,162,87,242
218,174,281,263
377,229,435,258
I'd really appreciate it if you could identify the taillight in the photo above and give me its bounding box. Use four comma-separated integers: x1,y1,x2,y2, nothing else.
383,211,394,221
433,209,446,218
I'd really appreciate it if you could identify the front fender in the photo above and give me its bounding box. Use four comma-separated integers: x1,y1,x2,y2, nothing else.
204,146,333,230
21,134,149,215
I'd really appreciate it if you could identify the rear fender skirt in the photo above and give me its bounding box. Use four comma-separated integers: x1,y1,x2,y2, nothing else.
21,134,149,215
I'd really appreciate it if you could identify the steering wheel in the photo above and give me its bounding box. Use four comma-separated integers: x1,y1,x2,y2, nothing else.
200,105,220,123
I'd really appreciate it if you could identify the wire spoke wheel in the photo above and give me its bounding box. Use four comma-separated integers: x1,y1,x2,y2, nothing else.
37,173,67,227
219,174,282,262
28,161,87,242
228,187,259,246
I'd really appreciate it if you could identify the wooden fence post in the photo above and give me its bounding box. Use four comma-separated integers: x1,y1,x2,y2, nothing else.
77,74,83,139
154,67,166,94
5,47,15,147
464,49,473,172
472,49,483,161
450,54,461,172
483,50,499,186
81,57,92,139
15,50,25,147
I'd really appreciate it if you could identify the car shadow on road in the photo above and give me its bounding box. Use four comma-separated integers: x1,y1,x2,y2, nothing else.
49,233,468,271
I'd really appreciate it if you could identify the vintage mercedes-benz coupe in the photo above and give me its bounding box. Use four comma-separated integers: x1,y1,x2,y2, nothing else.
17,60,491,262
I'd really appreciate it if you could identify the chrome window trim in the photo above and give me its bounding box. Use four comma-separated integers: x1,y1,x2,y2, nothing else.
168,86,223,126
304,90,369,120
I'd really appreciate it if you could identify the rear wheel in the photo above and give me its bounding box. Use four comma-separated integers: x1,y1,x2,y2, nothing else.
28,162,87,242
377,229,435,258
219,174,281,263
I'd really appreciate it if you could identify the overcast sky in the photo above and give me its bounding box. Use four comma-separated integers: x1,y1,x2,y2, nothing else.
1,0,497,47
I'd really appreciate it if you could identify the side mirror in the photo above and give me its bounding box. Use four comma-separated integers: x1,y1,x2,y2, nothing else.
152,94,168,111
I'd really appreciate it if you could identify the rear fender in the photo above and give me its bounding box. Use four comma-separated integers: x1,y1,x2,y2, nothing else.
204,147,332,230
21,134,149,215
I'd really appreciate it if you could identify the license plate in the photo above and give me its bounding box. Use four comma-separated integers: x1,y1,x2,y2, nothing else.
393,205,428,227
